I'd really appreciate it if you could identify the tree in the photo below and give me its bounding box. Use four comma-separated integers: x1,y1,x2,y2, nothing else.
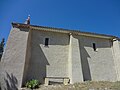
0,38,5,60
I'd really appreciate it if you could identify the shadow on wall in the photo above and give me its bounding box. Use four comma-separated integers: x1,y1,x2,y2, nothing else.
3,72,18,90
78,40,92,81
24,44,50,84
23,30,69,85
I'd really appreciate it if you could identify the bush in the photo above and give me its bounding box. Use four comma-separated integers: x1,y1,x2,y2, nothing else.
25,79,39,89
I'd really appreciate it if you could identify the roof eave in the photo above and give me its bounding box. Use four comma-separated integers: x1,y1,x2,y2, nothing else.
11,22,118,40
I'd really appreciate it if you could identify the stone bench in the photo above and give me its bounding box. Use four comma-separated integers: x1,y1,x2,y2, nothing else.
44,77,70,86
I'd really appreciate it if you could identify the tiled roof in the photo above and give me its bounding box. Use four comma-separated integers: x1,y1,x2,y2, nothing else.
12,22,118,39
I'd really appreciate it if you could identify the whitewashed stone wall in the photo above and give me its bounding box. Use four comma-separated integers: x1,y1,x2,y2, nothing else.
0,26,119,89
0,27,29,89
78,36,117,81
68,34,83,83
112,39,120,81
25,30,69,84
68,35,117,83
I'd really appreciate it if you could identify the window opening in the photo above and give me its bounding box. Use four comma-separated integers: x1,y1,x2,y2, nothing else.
45,38,49,46
93,43,96,51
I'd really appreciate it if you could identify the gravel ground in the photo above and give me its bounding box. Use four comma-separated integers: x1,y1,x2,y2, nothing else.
21,81,120,90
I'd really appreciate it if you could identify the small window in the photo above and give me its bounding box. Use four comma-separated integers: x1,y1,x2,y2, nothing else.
92,43,96,51
45,38,49,46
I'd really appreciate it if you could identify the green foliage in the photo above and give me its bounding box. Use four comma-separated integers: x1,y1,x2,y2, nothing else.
0,38,5,49
0,38,5,60
25,79,39,89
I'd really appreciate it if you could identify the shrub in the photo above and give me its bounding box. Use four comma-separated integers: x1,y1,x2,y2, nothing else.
25,79,39,89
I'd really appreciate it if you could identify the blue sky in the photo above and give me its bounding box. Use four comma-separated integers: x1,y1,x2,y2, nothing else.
0,0,120,42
